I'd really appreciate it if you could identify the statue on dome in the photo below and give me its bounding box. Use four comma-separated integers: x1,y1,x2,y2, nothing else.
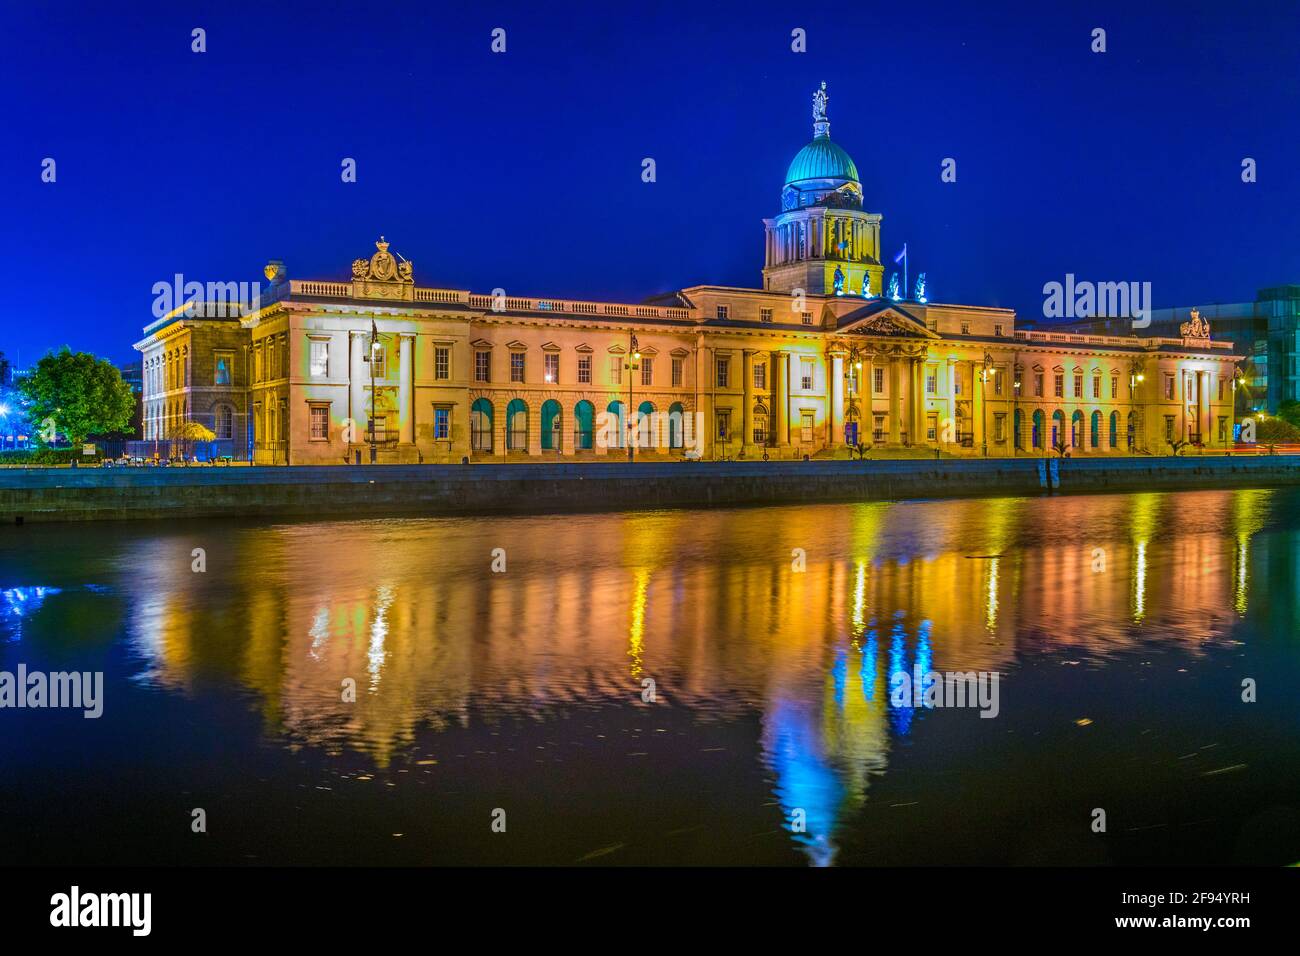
887,273,901,301
914,273,927,303
862,272,873,297
813,82,828,123
833,265,845,295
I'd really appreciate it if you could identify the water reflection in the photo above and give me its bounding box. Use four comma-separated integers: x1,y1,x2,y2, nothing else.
4,487,1289,865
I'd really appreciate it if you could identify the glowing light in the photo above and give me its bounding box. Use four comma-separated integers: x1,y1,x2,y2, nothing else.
627,567,649,677
985,557,1000,632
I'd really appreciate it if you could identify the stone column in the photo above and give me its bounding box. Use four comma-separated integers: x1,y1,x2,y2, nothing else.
910,358,923,444
742,349,754,452
349,331,368,446
398,334,414,444
527,399,542,456
771,351,785,446
888,357,901,444
830,353,844,447
493,399,507,457
561,403,575,456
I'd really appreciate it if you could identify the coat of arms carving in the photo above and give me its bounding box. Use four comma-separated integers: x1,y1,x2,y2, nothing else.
352,237,414,300
1179,308,1210,339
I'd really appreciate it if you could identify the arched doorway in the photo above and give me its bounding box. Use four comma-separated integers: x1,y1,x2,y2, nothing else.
668,402,685,449
470,398,494,453
1013,408,1023,450
1109,411,1119,449
540,400,562,452
573,400,595,450
1091,410,1102,449
605,400,625,449
1071,410,1084,448
753,403,769,446
506,399,528,452
1051,410,1064,449
1032,409,1044,450
637,401,656,450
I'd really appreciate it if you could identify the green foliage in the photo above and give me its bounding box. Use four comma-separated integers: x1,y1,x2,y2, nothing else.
17,347,135,445
1255,416,1300,444
1275,400,1300,430
0,448,83,465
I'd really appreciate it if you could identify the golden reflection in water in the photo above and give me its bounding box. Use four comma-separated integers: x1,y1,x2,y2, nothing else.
122,488,1274,860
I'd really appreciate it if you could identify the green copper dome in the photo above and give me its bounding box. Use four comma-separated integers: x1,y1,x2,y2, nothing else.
785,135,859,187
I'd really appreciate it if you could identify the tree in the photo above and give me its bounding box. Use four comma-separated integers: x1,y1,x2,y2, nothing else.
17,348,134,446
167,421,215,461
1276,399,1300,431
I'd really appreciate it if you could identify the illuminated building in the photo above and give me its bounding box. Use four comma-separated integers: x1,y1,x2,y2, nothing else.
134,86,1240,464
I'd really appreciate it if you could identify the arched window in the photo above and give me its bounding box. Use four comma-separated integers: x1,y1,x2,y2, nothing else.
506,399,529,451
1109,411,1119,449
1051,410,1065,448
215,405,234,440
1032,409,1045,449
573,400,595,450
470,398,493,452
1091,410,1102,449
1013,409,1023,450
1071,410,1084,447
540,400,562,452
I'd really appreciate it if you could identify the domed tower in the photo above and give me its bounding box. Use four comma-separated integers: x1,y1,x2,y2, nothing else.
762,83,883,298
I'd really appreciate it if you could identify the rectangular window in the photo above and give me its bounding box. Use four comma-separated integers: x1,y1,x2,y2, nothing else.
578,354,592,383
510,352,525,383
716,358,730,388
994,413,1006,441
927,414,937,442
309,341,328,378
544,352,559,384
993,370,1003,396
994,323,1004,337
1218,377,1225,401
475,350,491,383
435,347,450,381
873,367,885,394
961,322,971,335
760,308,773,323
611,356,623,384
1165,375,1175,400
1165,416,1175,441
954,372,963,396
1092,376,1100,399
1218,416,1228,443
800,359,814,391
1073,374,1083,398
1054,373,1064,398
214,350,234,385
926,370,937,394
309,404,329,441
754,362,766,390
434,407,450,440
716,409,730,440
716,304,729,320
641,357,653,386
1111,376,1118,399
801,312,814,326
368,342,386,379
800,410,814,443
1035,372,1044,397
671,357,683,387
873,415,886,443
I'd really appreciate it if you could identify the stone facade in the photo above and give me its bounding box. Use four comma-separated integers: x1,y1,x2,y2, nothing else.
135,86,1240,465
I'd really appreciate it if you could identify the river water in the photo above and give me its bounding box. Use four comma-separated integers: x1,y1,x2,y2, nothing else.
1,488,1297,865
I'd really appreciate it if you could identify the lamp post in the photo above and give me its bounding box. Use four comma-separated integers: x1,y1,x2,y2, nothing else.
980,352,994,457
843,345,863,456
1127,358,1145,452
364,318,385,464
626,332,640,462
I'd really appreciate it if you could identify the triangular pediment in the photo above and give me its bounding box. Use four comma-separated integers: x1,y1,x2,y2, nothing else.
836,302,938,339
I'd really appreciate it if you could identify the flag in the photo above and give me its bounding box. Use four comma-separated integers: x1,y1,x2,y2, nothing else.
893,243,907,264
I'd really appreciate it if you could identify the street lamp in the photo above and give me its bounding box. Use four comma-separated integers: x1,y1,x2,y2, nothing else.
1127,358,1145,451
980,352,994,457
363,318,386,464
626,333,640,461
843,346,864,456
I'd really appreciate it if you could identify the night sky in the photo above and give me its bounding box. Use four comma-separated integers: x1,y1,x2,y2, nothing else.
4,0,1298,365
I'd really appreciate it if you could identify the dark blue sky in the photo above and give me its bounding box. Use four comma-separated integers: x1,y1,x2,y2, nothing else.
4,0,1298,365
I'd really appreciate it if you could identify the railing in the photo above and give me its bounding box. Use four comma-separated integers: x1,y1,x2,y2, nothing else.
1013,329,1234,351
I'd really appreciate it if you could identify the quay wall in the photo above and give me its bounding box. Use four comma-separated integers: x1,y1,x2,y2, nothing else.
0,457,1297,524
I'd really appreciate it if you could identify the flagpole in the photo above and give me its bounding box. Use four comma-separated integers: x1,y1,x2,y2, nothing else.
904,246,908,301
